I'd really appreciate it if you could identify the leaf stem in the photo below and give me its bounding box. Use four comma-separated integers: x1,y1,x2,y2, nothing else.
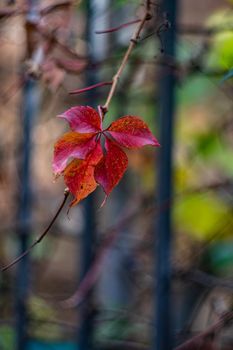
1,189,69,272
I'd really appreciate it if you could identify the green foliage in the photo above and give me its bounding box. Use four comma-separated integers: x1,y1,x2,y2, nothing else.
206,241,233,276
207,10,233,69
174,192,229,241
115,0,138,7
0,326,15,350
28,296,61,341
195,132,221,158
194,132,233,177
177,75,215,106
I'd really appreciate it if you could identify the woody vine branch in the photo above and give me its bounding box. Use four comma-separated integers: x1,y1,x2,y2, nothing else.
1,0,155,271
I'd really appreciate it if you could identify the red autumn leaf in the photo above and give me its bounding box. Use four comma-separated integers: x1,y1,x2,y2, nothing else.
85,141,103,166
58,106,102,133
64,159,97,206
94,138,128,200
107,116,160,149
64,143,103,206
53,132,96,174
53,105,160,207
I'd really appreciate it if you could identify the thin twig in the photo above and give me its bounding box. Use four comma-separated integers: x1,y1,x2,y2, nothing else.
0,75,26,104
69,81,112,95
0,6,26,19
95,19,141,34
175,311,233,350
178,24,233,36
175,269,233,292
62,192,177,308
32,23,88,60
102,0,152,112
62,197,155,308
61,177,233,308
1,189,69,272
40,0,73,16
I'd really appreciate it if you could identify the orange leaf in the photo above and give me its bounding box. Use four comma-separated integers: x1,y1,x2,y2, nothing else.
64,142,103,206
53,132,96,174
64,159,97,206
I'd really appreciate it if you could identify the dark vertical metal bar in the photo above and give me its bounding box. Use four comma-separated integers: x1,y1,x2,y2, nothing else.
78,1,106,348
78,1,109,348
16,2,39,349
154,1,178,350
78,196,95,350
16,78,38,350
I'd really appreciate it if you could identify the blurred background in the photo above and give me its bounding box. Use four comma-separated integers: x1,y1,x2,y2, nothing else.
0,0,232,349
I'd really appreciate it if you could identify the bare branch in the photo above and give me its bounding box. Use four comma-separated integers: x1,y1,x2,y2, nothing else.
102,1,152,113
1,189,69,272
40,0,73,16
175,269,233,292
95,19,141,34
69,81,112,95
62,197,155,308
175,311,233,350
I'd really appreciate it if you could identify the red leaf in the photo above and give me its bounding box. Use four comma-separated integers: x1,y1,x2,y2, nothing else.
58,106,102,133
94,139,128,200
53,106,160,207
64,159,97,206
107,116,160,149
64,143,103,206
86,140,103,166
53,132,96,174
